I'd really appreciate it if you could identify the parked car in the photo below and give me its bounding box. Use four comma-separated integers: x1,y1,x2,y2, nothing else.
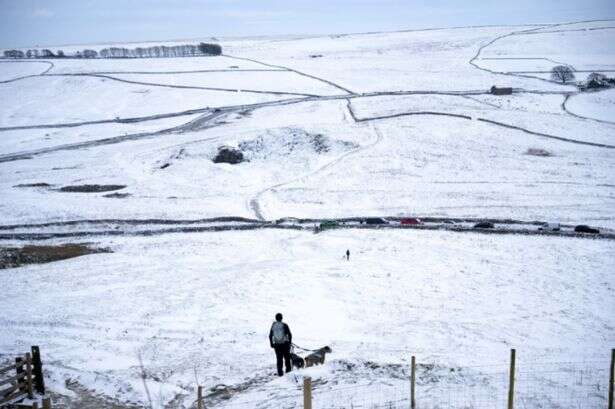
400,218,422,225
473,221,494,229
364,218,387,225
319,220,339,230
574,225,599,234
539,222,560,231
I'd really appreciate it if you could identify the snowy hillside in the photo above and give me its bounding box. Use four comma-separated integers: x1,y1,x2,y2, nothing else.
1,19,614,409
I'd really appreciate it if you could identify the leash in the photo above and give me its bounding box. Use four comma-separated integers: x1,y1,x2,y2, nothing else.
291,343,319,353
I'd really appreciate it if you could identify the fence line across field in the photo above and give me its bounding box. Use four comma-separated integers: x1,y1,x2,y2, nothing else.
195,348,614,409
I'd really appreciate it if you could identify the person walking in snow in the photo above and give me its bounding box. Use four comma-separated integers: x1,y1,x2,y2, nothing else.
269,313,292,376
346,249,350,261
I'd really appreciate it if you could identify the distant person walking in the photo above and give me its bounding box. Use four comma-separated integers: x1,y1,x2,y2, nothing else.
269,313,292,376
346,249,350,261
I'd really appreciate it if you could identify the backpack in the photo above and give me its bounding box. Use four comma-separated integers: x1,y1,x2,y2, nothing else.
271,321,288,344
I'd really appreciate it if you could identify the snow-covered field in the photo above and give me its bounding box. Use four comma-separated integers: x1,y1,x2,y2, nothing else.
1,19,614,409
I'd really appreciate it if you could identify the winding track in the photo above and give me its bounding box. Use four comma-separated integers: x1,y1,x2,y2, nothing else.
248,123,384,220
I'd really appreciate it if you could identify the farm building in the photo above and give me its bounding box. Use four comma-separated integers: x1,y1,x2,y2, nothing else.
490,86,513,95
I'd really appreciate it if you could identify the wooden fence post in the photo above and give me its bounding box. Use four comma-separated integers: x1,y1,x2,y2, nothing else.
31,346,45,394
507,349,516,409
303,376,312,409
15,356,25,395
42,397,52,409
608,348,614,409
410,356,416,409
197,385,203,409
25,352,34,399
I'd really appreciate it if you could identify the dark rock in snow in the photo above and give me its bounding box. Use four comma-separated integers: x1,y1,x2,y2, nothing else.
213,146,244,164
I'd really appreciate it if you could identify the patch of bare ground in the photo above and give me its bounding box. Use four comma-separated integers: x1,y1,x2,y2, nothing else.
13,183,52,188
46,379,189,409
0,244,110,269
48,380,140,409
204,373,277,405
525,148,553,157
58,184,126,193
103,192,132,198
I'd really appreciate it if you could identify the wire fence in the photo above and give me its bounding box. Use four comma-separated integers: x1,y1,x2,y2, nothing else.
200,351,614,409
515,361,610,409
312,382,410,409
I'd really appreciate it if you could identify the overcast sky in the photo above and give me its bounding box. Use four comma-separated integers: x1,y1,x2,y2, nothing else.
1,0,614,48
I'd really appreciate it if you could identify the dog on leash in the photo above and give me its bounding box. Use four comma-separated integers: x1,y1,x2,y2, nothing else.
290,352,305,369
304,346,332,367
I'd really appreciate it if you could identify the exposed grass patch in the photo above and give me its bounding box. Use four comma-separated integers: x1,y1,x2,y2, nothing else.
0,244,111,269
103,192,132,198
525,148,552,157
59,184,126,193
13,182,52,188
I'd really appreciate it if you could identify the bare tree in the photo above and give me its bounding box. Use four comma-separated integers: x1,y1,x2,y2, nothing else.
82,49,97,58
4,50,25,58
551,65,575,84
95,42,222,59
198,42,222,56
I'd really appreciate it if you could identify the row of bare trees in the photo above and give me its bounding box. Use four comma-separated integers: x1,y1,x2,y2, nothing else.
99,43,221,58
4,49,60,58
551,65,614,89
3,42,221,59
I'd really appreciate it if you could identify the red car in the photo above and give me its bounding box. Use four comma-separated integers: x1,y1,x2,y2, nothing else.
400,218,422,225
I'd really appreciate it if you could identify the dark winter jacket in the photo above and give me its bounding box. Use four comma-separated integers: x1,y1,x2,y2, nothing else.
269,321,292,347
